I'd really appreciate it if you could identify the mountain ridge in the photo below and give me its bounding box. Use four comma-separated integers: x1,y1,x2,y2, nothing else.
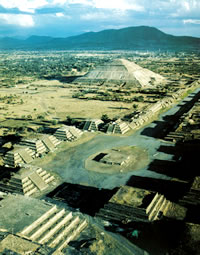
0,26,199,51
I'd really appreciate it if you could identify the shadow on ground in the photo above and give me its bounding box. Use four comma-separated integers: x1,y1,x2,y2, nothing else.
141,91,200,139
47,182,117,216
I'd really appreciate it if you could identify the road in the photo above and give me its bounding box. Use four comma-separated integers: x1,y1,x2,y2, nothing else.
45,88,200,189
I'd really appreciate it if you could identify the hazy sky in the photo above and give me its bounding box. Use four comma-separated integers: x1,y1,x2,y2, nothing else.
0,0,200,38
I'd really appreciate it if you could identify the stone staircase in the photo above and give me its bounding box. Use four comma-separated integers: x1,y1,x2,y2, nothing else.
146,193,171,221
22,168,55,196
22,176,38,196
113,122,130,134
36,168,55,185
41,135,61,152
48,135,61,147
19,206,87,254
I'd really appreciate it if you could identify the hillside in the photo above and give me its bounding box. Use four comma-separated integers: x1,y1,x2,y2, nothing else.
0,26,200,50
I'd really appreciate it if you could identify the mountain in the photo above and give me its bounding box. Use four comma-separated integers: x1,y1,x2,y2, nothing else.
25,35,53,44
0,26,199,51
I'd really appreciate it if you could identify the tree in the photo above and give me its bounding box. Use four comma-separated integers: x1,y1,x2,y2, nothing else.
137,96,144,102
51,119,58,125
66,115,76,126
27,115,32,120
66,115,72,125
101,114,110,123
132,104,138,110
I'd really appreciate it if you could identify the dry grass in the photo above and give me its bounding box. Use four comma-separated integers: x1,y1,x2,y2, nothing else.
0,79,143,121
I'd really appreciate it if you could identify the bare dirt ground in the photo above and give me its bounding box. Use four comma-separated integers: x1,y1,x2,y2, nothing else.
31,132,97,168
0,79,143,121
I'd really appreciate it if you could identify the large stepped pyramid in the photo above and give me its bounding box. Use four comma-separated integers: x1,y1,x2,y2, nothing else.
75,58,166,87
19,205,88,254
0,166,55,196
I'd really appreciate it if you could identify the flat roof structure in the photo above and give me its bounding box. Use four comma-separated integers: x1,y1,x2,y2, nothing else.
110,186,153,208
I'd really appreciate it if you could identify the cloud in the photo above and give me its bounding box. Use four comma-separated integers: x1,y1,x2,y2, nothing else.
168,0,200,18
0,0,200,38
93,0,144,11
52,0,67,5
52,0,144,11
81,9,128,22
0,0,48,13
183,19,200,24
81,12,109,20
0,13,34,27
52,0,92,6
56,12,64,17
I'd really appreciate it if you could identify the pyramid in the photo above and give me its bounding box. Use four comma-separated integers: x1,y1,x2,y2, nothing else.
0,166,55,197
19,138,47,155
54,125,83,141
106,119,130,134
83,119,103,132
75,58,166,87
4,146,35,168
96,186,187,223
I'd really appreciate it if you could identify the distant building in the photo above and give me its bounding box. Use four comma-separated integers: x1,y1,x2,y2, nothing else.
54,125,83,141
83,119,103,132
106,120,130,134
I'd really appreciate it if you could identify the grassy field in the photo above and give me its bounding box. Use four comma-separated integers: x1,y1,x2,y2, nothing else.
0,78,146,121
